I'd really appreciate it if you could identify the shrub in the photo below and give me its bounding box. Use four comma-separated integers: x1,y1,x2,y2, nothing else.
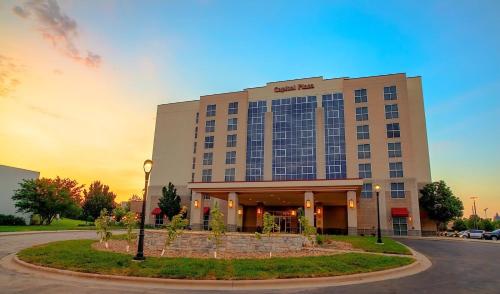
316,234,325,245
0,214,26,225
95,209,113,248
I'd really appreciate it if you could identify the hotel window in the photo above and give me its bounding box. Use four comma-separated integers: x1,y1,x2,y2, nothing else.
226,151,236,164
227,118,238,131
391,182,405,198
203,194,211,200
359,163,372,179
227,134,237,147
192,157,196,169
361,183,373,198
356,107,369,121
203,152,213,165
386,123,400,138
204,136,214,149
202,169,212,182
388,142,402,158
224,168,235,182
193,142,197,153
385,104,399,119
272,96,318,180
228,102,238,115
191,172,195,182
195,112,199,124
358,144,371,159
246,100,267,181
205,120,215,133
389,162,404,178
384,86,397,100
206,104,216,117
354,89,367,103
357,125,370,140
393,217,408,236
194,126,198,139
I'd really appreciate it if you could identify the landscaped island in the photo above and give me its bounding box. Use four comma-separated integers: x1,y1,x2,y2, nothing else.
17,234,414,280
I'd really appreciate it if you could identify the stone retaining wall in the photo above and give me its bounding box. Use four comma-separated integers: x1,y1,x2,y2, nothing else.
144,230,310,253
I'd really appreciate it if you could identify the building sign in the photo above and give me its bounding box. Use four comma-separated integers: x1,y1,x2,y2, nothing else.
274,83,314,93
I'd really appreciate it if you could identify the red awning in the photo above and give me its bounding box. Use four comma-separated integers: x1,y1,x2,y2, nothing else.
203,207,210,214
391,208,409,217
151,208,162,215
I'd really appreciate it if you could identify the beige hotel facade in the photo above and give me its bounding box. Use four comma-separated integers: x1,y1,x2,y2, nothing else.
145,73,432,236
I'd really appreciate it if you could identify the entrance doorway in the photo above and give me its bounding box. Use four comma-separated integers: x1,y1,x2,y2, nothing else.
269,211,294,233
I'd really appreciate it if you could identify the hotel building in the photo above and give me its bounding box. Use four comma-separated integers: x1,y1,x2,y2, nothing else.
146,73,431,236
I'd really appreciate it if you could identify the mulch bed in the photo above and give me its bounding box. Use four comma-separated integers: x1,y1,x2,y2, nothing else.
92,240,353,259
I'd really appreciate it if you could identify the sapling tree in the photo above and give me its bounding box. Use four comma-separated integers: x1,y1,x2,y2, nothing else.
298,214,316,247
161,206,189,256
121,211,137,252
95,208,113,249
208,202,225,258
255,212,279,258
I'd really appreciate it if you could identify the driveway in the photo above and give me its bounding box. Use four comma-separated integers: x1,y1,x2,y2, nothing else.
0,232,499,293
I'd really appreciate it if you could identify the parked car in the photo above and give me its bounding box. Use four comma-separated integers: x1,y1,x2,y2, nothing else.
459,230,469,238
466,229,485,239
482,229,500,241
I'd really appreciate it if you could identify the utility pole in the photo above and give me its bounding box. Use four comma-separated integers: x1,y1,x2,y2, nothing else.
470,196,479,229
484,208,488,219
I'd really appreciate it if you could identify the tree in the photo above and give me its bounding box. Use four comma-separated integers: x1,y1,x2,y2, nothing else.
95,208,113,249
121,211,137,252
158,182,181,221
113,206,127,222
419,181,464,230
12,177,83,225
452,218,468,231
208,202,225,258
480,218,495,232
298,214,317,246
82,181,116,220
161,206,189,256
255,212,279,258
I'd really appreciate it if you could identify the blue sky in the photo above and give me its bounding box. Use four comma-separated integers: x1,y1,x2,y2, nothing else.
1,0,499,215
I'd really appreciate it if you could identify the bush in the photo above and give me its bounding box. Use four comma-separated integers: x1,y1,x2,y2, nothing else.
0,214,27,225
316,234,325,245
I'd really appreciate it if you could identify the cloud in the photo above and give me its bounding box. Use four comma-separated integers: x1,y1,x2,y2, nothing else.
12,0,102,68
0,55,24,98
28,105,64,119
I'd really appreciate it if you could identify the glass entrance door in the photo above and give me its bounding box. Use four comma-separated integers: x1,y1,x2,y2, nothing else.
269,211,292,233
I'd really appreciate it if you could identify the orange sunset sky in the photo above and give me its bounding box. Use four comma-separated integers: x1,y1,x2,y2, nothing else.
1,0,499,217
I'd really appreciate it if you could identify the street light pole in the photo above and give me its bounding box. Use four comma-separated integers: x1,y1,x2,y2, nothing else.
134,159,153,261
375,185,383,244
470,196,479,229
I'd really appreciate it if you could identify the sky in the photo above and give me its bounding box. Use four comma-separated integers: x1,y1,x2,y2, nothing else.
0,0,499,217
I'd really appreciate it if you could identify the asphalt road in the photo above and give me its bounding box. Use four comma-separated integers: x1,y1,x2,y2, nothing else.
0,232,499,293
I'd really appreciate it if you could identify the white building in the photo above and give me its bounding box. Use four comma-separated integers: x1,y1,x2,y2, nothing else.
0,165,40,223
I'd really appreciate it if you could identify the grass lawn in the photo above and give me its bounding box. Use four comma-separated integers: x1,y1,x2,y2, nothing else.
323,235,411,255
17,239,414,280
0,218,95,232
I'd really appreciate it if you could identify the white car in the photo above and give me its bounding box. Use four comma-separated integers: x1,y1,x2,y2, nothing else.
466,229,485,239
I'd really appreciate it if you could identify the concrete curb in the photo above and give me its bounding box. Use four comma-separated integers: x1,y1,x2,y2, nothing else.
5,248,431,290
394,236,499,244
0,229,126,237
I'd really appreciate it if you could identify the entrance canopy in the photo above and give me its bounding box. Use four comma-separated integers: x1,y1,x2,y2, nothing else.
188,179,363,206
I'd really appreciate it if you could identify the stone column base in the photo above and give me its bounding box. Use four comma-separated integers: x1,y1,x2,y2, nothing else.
190,223,202,231
348,227,358,236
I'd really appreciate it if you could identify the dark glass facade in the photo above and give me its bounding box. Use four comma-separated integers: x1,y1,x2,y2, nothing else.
323,93,347,179
271,96,317,180
245,101,267,181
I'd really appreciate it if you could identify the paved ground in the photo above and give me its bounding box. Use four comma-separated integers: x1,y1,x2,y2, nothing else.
0,232,498,293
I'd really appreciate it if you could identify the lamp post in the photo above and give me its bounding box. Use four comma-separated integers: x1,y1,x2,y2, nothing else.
375,184,383,244
133,159,153,261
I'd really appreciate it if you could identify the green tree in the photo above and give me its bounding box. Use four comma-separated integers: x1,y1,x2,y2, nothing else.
158,182,181,221
466,214,481,230
121,211,137,252
479,218,495,231
95,208,113,248
12,177,83,225
161,206,189,256
452,218,468,231
255,212,279,258
208,202,225,258
419,181,464,230
112,206,127,222
298,214,317,245
82,181,117,220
